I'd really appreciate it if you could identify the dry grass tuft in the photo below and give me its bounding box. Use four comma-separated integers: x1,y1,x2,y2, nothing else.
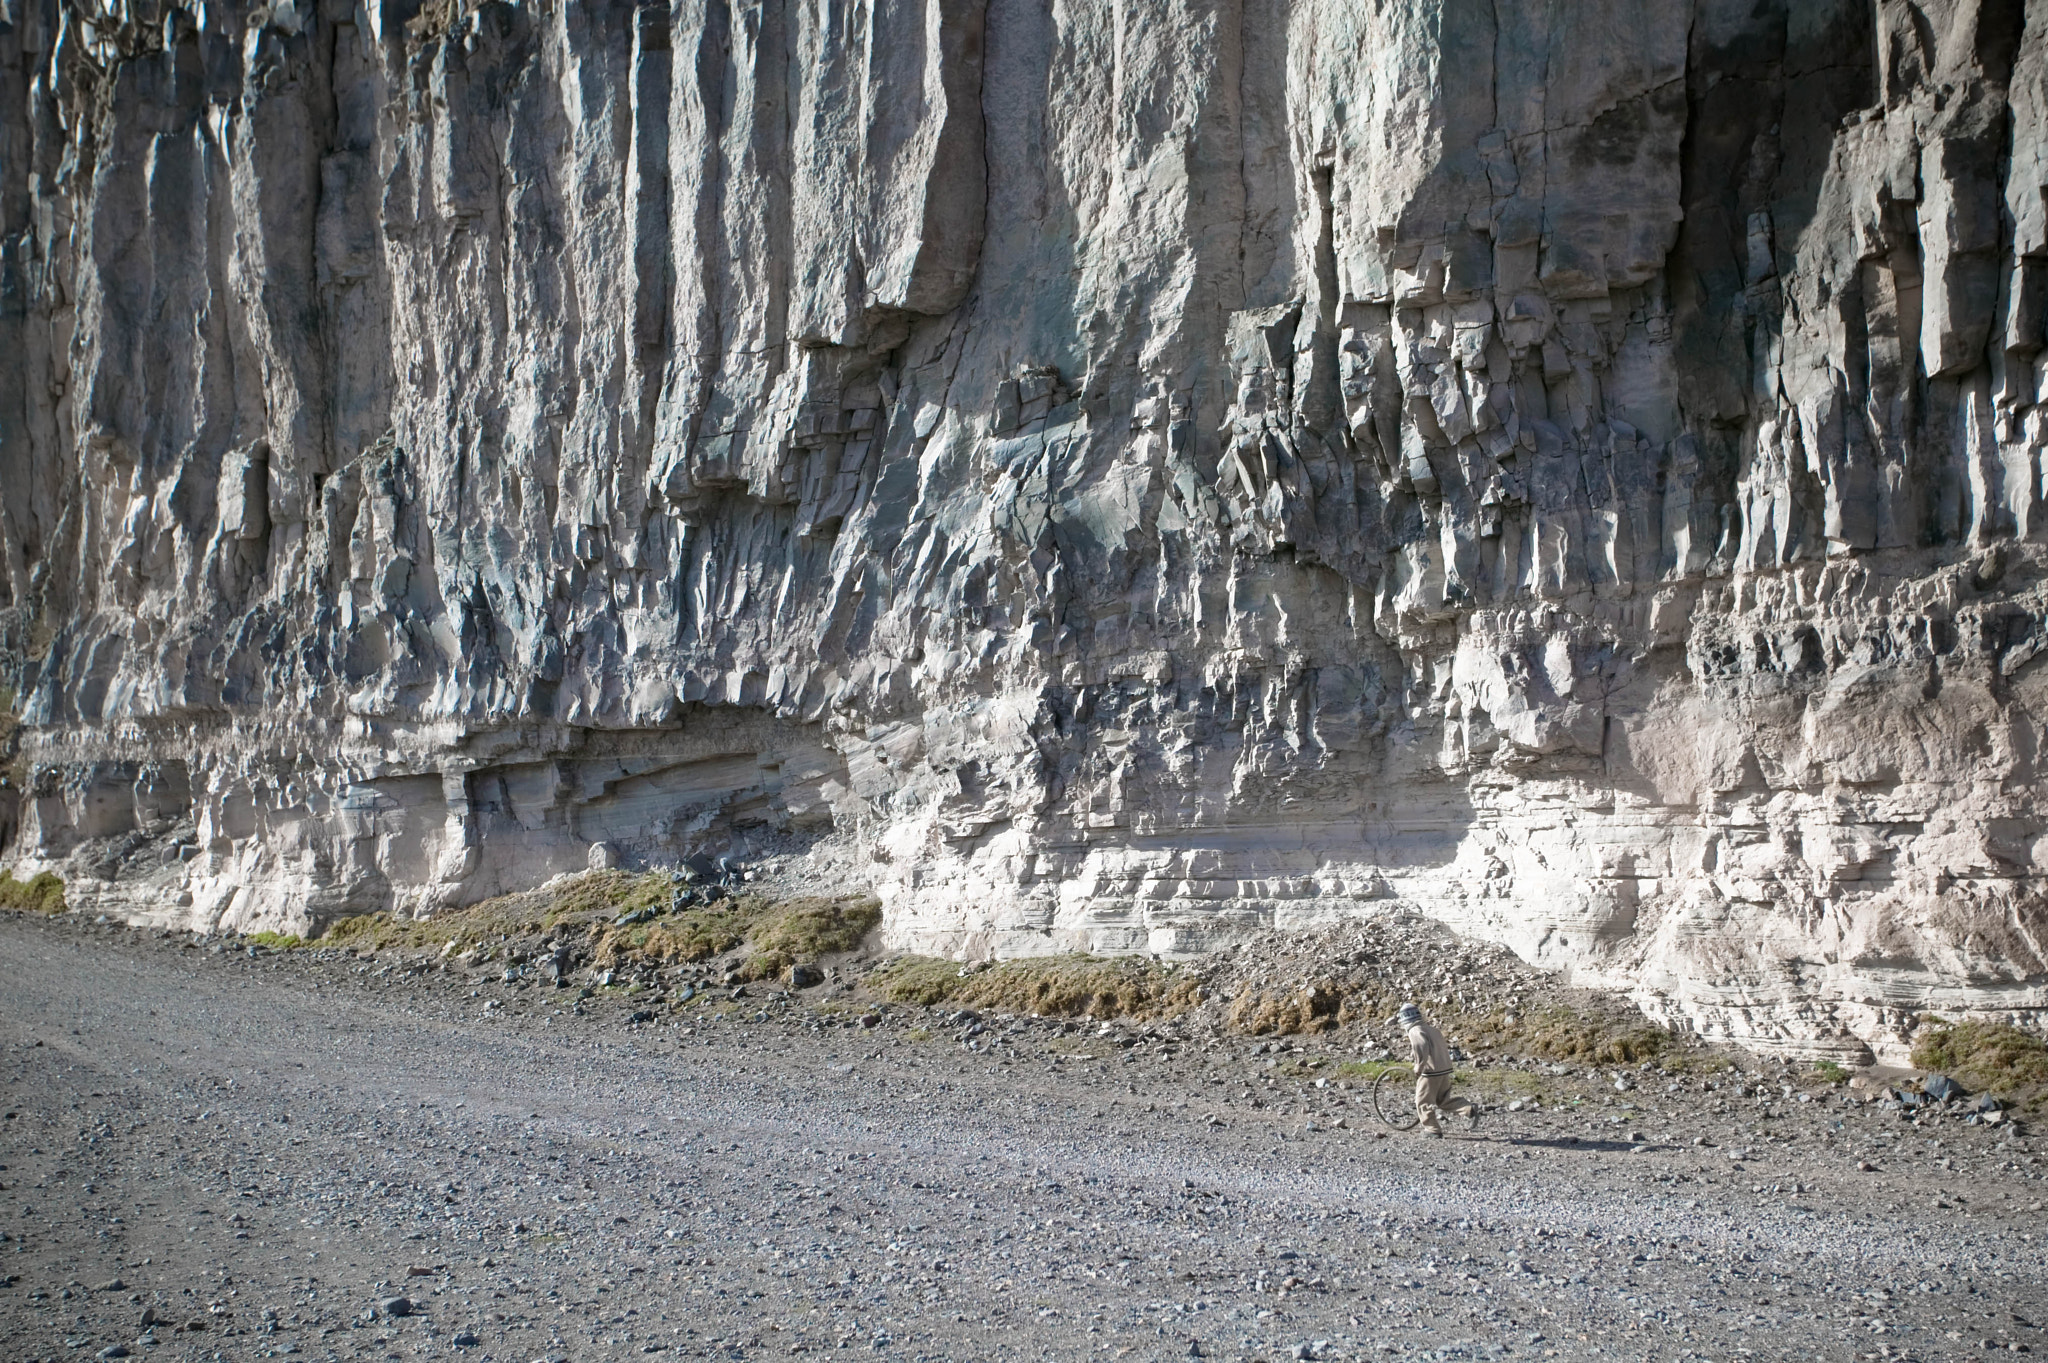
317,873,877,983
873,956,971,1006
1457,1004,1672,1064
738,895,881,981
1226,982,1349,1035
548,871,669,925
875,954,1204,1020
323,871,669,956
1912,1019,2048,1111
0,869,66,915
588,896,772,970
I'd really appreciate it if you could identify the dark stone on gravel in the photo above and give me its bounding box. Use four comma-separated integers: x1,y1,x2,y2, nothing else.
1924,1073,1964,1102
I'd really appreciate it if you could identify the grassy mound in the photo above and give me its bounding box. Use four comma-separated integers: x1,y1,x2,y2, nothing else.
738,896,882,981
873,956,972,1006
322,870,677,954
875,953,1204,1020
1912,1019,2048,1111
319,872,879,980
1227,982,1349,1035
1209,971,1674,1053
0,869,65,914
1481,1004,1672,1064
588,895,772,969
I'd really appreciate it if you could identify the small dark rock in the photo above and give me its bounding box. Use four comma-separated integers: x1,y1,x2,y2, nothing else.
785,963,824,989
377,1295,414,1318
452,1331,481,1347
628,1009,657,1024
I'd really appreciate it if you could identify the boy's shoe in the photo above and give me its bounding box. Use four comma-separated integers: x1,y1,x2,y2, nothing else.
1467,1105,1482,1131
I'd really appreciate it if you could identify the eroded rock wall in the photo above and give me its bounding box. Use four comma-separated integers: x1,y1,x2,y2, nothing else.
3,0,2046,1058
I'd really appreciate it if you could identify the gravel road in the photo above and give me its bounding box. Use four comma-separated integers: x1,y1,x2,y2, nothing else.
2,912,2043,1363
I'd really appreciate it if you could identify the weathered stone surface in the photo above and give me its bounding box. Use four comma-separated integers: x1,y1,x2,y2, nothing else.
2,0,2046,1059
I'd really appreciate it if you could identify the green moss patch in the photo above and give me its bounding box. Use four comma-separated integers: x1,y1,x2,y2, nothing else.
1335,1058,1407,1081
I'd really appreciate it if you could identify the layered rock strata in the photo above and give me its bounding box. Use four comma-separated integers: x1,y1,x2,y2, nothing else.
3,0,2047,1058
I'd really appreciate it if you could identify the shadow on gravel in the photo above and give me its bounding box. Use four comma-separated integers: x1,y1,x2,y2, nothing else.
1370,1133,1667,1154
1380,1130,1662,1154
1483,1134,1673,1154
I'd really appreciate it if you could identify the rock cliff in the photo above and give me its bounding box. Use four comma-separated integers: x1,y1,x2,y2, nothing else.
3,0,2046,1058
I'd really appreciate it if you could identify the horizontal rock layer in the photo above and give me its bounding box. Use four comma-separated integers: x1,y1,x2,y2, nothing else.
3,0,2046,1059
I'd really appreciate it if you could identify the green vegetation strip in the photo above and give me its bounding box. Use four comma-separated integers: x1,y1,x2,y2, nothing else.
0,869,65,914
318,872,879,982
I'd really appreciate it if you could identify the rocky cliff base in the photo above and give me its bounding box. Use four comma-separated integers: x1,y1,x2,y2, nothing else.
3,0,2048,1058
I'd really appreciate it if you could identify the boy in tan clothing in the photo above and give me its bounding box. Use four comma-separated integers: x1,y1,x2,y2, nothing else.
1397,1002,1478,1136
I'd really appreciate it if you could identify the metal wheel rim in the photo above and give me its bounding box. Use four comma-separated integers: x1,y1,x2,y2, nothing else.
1373,1062,1419,1129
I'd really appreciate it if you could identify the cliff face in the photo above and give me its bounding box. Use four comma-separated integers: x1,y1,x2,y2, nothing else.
3,0,2046,1058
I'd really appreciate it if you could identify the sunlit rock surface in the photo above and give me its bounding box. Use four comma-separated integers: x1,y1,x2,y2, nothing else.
3,0,2046,1058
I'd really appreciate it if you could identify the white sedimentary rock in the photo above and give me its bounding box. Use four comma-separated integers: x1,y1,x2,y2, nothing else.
1,0,2044,1058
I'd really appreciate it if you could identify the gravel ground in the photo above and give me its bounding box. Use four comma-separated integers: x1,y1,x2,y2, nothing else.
2,912,2044,1363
